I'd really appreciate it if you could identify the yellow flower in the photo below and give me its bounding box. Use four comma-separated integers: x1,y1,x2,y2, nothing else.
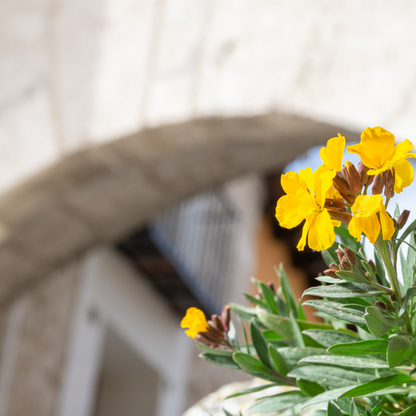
348,195,395,244
347,126,416,193
181,307,209,338
275,168,338,251
318,133,346,173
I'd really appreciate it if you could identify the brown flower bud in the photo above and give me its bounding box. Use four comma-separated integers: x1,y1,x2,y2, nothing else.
340,259,352,271
371,173,386,195
212,314,224,333
327,209,352,225
367,259,377,273
342,162,362,194
398,210,410,230
221,305,231,333
384,168,395,199
197,331,222,344
329,263,340,270
323,269,339,279
267,281,276,293
335,248,345,263
375,300,387,311
333,172,351,195
324,198,346,210
206,324,225,341
344,247,357,267
358,162,370,185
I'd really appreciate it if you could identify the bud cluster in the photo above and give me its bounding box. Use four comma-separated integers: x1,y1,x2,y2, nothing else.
195,305,232,349
323,247,357,277
371,168,396,198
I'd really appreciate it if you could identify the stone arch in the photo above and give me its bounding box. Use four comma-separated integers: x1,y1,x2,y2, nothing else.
0,113,357,306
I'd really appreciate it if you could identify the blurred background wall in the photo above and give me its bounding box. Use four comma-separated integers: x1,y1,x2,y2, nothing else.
0,1,415,415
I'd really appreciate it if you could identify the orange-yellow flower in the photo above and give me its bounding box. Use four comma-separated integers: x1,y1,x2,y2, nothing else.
275,168,338,251
181,307,209,338
348,195,395,244
318,133,346,173
347,126,416,193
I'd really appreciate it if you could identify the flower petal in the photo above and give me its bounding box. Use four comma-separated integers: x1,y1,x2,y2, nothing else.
319,134,345,172
276,194,303,228
299,167,315,194
392,159,414,193
297,216,312,251
307,210,336,251
390,139,414,164
379,208,395,241
281,171,306,195
315,170,336,208
181,307,208,338
348,126,395,169
348,214,380,244
351,195,384,217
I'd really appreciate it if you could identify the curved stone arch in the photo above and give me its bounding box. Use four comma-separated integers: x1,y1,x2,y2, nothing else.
0,113,357,305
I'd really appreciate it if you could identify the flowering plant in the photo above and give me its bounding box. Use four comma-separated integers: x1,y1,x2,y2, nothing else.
182,127,416,416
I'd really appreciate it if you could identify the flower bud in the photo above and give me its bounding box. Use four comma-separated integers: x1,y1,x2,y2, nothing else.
398,210,410,230
267,281,276,293
344,247,357,267
335,248,345,263
324,198,346,209
384,168,395,198
358,162,370,185
329,263,340,270
375,300,387,311
342,162,362,194
221,305,231,333
212,314,224,333
333,172,351,195
206,324,225,341
340,259,352,271
371,173,386,195
327,209,352,225
323,269,339,279
367,259,377,273
197,331,222,344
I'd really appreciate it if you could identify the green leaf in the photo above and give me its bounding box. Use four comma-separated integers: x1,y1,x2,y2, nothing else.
397,402,416,416
350,400,360,416
327,339,389,356
301,387,357,410
229,303,257,320
335,270,370,284
224,383,279,400
196,343,233,356
400,287,416,317
288,365,375,388
290,311,305,348
276,264,298,317
268,344,289,375
302,329,359,348
297,379,325,397
199,353,240,369
299,355,389,369
223,409,233,416
327,401,343,416
374,248,389,287
303,300,367,326
387,336,414,367
297,302,307,321
335,224,361,252
232,353,280,382
364,306,405,337
315,276,347,284
338,373,414,398
247,391,306,414
251,320,271,368
277,347,325,369
259,282,279,314
244,293,267,308
322,248,338,267
402,238,416,290
304,283,384,298
397,220,416,256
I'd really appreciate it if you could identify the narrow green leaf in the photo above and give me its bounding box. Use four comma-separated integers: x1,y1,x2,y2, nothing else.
244,293,267,308
303,300,367,326
199,353,240,369
259,282,278,314
229,303,257,320
290,311,305,348
328,339,389,356
232,352,280,382
297,302,307,321
397,220,416,256
397,402,416,416
197,343,233,356
299,355,389,369
223,409,233,416
328,401,343,416
335,224,361,252
400,287,416,317
276,264,298,317
301,387,357,410
315,276,347,284
361,260,376,280
297,379,325,397
288,365,375,388
268,344,289,375
304,283,384,298
247,391,306,414
387,336,414,367
302,329,359,348
338,373,414,398
364,306,405,337
277,347,325,369
251,320,271,368
350,400,360,416
335,270,370,284
224,383,279,400
374,248,389,287
322,248,338,267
